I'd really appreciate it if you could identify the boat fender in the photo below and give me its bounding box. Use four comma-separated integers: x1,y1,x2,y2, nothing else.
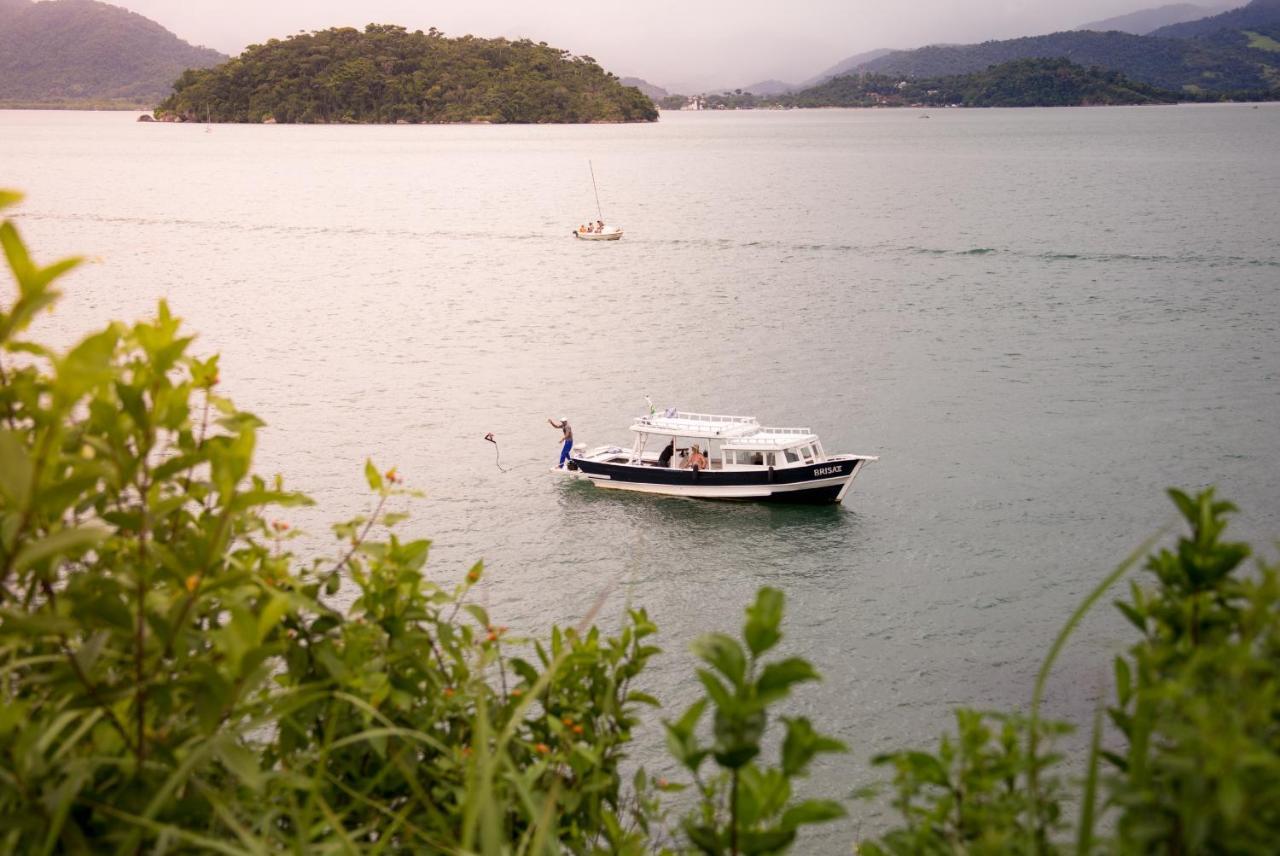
767,466,775,484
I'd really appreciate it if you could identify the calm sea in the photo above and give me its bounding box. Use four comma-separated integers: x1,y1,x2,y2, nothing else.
4,105,1279,847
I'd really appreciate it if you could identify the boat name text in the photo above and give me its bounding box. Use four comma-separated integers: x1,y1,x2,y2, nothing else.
814,465,843,476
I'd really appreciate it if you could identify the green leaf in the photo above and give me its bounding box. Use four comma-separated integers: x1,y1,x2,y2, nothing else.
756,657,819,703
625,690,661,707
696,669,735,709
781,716,846,776
0,430,33,506
1114,600,1146,633
1113,655,1131,708
739,828,796,854
744,586,784,656
215,739,264,793
73,630,110,674
691,632,746,686
683,821,721,854
0,189,22,211
780,799,846,830
13,525,108,572
464,604,491,629
364,458,383,491
256,592,291,643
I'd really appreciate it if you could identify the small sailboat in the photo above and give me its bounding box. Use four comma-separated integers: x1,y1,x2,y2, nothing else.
572,161,623,241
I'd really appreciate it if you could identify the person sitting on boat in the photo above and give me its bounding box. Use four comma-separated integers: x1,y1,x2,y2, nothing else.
681,444,707,472
579,224,586,234
596,219,604,232
548,416,573,468
657,440,675,467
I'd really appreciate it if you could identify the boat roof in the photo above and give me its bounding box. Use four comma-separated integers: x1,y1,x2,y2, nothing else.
631,411,760,439
632,411,819,446
724,427,819,448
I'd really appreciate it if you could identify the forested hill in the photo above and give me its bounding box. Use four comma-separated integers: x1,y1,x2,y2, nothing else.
859,21,1280,96
156,25,658,124
0,0,226,107
785,58,1178,108
1150,0,1280,37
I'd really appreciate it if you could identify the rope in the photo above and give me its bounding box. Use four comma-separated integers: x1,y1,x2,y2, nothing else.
484,433,510,472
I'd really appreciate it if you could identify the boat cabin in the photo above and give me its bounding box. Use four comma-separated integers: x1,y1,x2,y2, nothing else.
616,411,829,472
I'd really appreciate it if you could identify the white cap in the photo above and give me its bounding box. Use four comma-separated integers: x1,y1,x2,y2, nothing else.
560,415,568,422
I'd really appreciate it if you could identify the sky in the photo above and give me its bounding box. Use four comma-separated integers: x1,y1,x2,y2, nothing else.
111,0,1236,92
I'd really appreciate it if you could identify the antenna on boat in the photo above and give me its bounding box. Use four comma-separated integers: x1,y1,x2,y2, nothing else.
588,160,603,222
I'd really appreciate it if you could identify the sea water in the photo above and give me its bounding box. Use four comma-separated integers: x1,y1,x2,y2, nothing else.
4,104,1279,847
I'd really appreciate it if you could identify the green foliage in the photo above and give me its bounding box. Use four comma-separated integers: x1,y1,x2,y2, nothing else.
0,0,225,106
863,711,1071,855
665,587,847,854
855,26,1280,98
862,488,1280,853
0,187,663,852
1105,488,1280,852
785,59,1180,109
155,25,658,124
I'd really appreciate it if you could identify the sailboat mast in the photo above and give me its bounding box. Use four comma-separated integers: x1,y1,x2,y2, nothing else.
588,160,603,221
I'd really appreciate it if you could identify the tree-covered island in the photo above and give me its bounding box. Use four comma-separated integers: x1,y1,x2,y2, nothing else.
154,24,658,124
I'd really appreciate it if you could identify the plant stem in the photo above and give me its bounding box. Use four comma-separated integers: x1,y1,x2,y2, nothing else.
730,769,739,856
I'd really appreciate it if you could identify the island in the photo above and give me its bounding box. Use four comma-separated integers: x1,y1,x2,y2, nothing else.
154,25,658,124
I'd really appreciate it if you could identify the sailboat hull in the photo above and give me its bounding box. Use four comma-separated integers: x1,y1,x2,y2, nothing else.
573,229,623,241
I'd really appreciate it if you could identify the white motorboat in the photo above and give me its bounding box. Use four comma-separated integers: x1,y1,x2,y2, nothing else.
573,226,623,241
563,410,877,504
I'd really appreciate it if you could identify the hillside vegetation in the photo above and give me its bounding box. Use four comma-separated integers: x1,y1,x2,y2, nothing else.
1151,0,1280,36
856,0,1280,98
1076,2,1234,35
862,29,1279,95
156,25,657,124
0,0,225,107
788,58,1179,107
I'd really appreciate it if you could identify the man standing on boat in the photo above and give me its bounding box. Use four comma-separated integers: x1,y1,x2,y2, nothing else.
548,416,573,468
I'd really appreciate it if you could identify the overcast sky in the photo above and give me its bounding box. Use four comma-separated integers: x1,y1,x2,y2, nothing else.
113,1,1232,92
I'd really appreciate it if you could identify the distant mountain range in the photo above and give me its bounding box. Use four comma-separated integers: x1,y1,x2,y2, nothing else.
1150,0,1280,35
1076,3,1238,35
737,49,898,96
0,0,225,107
619,77,668,99
786,57,1178,107
853,0,1280,97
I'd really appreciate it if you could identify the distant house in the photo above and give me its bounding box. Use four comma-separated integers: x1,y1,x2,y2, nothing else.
681,96,704,111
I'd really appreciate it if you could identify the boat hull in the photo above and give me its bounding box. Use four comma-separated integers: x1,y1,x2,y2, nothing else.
573,229,623,241
567,456,869,504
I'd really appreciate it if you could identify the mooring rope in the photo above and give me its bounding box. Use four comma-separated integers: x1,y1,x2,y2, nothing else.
484,432,510,472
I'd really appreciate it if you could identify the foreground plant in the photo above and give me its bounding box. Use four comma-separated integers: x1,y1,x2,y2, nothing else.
664,587,847,854
863,488,1280,854
0,188,665,853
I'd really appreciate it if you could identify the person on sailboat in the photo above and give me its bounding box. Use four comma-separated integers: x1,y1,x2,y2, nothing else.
548,416,573,468
596,219,604,232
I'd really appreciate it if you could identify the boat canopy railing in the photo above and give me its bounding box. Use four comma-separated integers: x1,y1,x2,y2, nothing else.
631,411,760,436
723,428,818,448
754,425,813,436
